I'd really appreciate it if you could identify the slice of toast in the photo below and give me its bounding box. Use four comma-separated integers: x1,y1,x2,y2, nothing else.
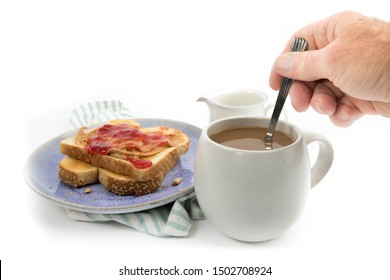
98,168,164,196
58,157,164,196
58,157,99,187
58,119,190,195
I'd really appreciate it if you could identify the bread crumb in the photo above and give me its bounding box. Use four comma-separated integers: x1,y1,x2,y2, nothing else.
172,177,183,186
84,188,92,194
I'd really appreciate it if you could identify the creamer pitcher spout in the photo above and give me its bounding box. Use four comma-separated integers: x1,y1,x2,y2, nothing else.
197,89,272,123
197,96,227,123
197,96,220,108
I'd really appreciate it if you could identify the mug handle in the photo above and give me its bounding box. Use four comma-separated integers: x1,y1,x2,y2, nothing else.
303,132,334,188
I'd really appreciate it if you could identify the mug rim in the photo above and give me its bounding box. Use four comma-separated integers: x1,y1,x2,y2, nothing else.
204,116,303,153
206,88,268,110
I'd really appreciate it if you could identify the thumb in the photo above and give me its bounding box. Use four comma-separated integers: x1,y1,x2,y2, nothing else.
273,50,329,81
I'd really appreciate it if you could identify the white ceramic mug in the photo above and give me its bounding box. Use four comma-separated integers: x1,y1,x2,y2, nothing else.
197,88,284,122
194,117,334,242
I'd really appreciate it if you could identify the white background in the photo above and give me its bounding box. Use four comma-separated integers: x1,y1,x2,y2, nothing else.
1,0,389,279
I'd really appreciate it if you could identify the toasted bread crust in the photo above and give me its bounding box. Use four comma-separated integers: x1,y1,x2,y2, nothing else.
58,157,99,187
98,168,163,196
58,157,165,195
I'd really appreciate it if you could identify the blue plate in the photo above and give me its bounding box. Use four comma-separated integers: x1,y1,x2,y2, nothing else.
24,118,201,214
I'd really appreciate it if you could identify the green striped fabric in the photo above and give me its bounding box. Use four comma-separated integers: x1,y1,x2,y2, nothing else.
69,100,132,129
65,100,205,237
67,192,204,237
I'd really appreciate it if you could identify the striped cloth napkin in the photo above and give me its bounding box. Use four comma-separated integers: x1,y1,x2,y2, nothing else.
65,100,205,237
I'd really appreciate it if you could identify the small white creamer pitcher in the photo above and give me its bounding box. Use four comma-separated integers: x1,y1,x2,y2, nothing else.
197,88,281,122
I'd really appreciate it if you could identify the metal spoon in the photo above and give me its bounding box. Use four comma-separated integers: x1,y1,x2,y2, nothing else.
264,38,309,149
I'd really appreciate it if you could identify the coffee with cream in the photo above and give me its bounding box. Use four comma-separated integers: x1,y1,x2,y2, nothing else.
209,126,294,150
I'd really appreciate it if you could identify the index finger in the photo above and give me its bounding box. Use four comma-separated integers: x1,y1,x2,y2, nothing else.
269,16,335,90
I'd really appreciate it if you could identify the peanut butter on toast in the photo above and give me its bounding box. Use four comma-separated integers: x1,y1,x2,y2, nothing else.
58,119,190,196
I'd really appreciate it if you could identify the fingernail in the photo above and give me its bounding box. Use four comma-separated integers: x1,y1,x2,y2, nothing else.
275,53,293,74
314,101,325,114
337,110,350,121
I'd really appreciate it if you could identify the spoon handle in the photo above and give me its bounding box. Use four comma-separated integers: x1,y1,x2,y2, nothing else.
265,38,309,147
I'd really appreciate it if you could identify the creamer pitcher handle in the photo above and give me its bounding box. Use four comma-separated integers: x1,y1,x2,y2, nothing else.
303,132,334,188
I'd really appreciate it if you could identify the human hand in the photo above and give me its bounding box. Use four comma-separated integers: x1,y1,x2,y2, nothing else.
269,11,390,127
